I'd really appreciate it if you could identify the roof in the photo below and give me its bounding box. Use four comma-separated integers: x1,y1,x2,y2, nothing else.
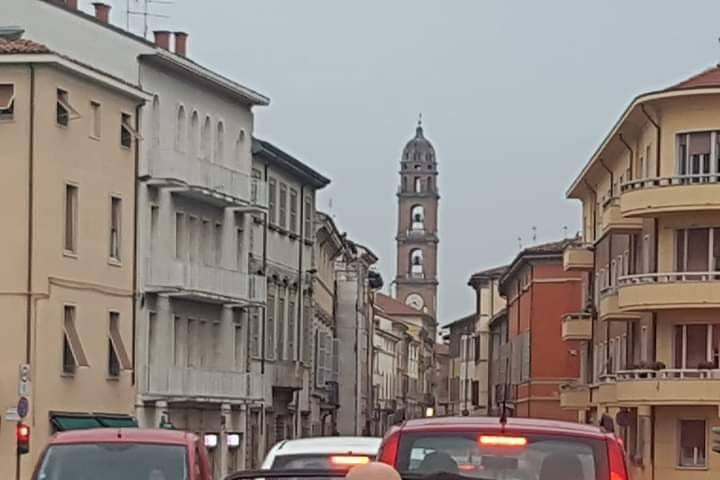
48,428,194,445
269,436,382,456
252,137,331,189
488,308,508,328
500,237,580,288
468,264,509,287
0,38,51,54
567,64,720,198
375,293,423,316
400,416,606,439
403,121,436,156
442,312,475,329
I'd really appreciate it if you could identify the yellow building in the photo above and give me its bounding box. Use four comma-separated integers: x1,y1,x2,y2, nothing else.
565,65,720,480
0,34,147,478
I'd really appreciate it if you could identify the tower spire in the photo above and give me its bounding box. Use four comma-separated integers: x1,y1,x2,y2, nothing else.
416,112,424,137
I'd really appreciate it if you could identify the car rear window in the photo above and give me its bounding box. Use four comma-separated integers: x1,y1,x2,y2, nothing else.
37,443,188,480
396,432,609,480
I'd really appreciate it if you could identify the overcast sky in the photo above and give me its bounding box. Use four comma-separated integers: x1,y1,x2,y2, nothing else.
88,0,720,324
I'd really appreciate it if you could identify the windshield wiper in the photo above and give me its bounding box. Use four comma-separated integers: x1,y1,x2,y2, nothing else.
401,472,494,480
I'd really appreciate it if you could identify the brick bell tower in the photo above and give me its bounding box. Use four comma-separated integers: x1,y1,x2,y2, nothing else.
395,116,439,319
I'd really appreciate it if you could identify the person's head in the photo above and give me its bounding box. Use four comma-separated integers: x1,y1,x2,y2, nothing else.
345,462,401,480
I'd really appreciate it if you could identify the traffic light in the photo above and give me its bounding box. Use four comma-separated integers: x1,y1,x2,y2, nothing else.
713,427,720,454
16,423,30,455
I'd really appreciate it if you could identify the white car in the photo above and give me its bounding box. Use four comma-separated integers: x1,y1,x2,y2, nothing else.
261,436,382,473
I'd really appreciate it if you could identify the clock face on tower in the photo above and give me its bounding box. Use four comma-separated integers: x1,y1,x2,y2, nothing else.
405,293,425,311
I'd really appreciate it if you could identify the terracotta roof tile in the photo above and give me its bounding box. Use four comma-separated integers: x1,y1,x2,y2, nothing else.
667,66,720,91
469,264,509,284
443,313,475,329
0,39,51,54
375,293,423,316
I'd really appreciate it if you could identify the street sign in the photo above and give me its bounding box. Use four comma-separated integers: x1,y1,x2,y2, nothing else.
17,397,29,419
4,408,20,422
18,364,31,397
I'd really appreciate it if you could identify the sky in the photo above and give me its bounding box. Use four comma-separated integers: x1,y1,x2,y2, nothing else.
86,0,720,324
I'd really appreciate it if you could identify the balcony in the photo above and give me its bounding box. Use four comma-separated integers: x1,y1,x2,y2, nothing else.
148,155,266,209
273,360,303,390
561,313,592,341
146,259,266,304
618,272,720,311
599,198,643,237
612,369,720,406
598,288,640,322
620,175,720,217
563,244,593,271
144,365,262,401
559,383,590,409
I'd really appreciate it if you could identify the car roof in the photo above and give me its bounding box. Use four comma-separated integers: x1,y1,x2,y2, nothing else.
398,417,607,439
47,428,195,445
272,436,382,456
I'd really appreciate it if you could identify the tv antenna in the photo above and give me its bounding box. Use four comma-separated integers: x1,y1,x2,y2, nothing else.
531,226,537,242
126,0,174,39
563,225,568,239
517,237,523,250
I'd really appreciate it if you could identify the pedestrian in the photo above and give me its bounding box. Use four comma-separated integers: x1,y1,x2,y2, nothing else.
345,462,401,480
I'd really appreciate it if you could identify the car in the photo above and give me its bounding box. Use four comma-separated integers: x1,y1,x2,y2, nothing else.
30,428,213,480
376,416,629,480
261,436,382,473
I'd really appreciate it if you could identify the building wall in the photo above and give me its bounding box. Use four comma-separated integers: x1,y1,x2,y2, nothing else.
0,62,140,478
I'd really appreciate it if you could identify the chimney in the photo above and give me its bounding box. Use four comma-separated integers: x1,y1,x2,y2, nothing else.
174,32,188,57
92,2,111,23
153,31,171,50
65,0,78,9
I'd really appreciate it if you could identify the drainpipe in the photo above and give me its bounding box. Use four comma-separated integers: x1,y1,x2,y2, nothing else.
640,105,661,177
582,180,598,383
261,163,269,375
528,265,534,420
582,180,598,243
618,133,634,182
131,100,143,386
295,185,306,438
25,65,35,366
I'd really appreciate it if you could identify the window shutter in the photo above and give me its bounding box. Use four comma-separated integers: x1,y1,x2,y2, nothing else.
323,333,333,386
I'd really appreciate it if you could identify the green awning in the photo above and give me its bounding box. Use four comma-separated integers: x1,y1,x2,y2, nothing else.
51,415,137,431
52,416,104,431
97,416,138,428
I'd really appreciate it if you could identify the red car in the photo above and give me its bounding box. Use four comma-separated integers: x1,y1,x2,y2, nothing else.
377,416,628,480
31,428,212,480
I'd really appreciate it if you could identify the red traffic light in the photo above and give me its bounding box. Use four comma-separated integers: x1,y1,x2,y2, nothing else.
17,423,30,455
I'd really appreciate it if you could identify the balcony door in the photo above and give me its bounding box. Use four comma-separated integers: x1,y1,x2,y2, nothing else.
674,324,720,369
675,228,720,273
677,131,720,183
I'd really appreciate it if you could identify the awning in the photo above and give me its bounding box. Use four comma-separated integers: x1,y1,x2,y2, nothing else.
51,414,137,431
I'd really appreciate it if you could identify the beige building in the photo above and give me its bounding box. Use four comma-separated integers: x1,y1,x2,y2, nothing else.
0,34,148,478
565,65,720,480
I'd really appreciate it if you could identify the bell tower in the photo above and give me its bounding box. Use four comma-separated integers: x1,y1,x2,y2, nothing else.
394,116,439,318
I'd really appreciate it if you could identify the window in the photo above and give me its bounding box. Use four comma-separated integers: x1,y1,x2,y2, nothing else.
414,177,422,192
175,212,186,259
251,168,262,204
110,197,121,261
250,309,261,358
235,228,244,270
289,189,298,233
675,227,720,272
214,222,223,266
201,116,212,160
677,131,720,183
266,291,276,360
674,324,719,369
215,121,225,163
62,305,87,374
90,101,101,138
279,183,288,229
426,176,433,192
173,316,185,366
108,313,121,377
234,325,244,369
0,84,14,120
410,205,424,231
235,129,246,167
57,89,79,126
268,178,277,224
64,184,78,254
410,249,424,277
176,105,187,151
187,319,200,367
304,196,312,239
287,300,296,361
190,110,199,156
120,113,135,149
679,420,706,467
277,294,286,360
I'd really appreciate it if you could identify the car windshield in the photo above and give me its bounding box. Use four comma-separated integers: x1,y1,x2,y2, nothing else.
37,443,188,480
396,432,609,480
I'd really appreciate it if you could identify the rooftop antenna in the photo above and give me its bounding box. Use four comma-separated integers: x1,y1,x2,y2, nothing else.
531,226,537,243
126,0,173,39
563,225,568,239
517,237,523,250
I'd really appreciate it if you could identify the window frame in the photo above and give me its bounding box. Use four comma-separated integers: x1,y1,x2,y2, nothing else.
89,100,102,139
120,112,137,149
64,183,79,256
62,304,88,376
677,418,707,468
0,83,15,121
268,178,277,225
109,195,122,262
279,183,288,229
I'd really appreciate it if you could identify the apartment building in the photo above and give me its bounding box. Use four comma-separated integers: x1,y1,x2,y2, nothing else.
487,309,510,416
371,309,403,434
249,138,329,457
0,34,147,478
310,211,347,436
335,241,382,436
444,313,475,415
433,341,451,416
565,66,720,480
498,239,583,421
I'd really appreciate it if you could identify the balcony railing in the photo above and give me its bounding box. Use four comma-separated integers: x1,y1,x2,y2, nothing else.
607,368,720,405
146,259,266,303
620,174,720,217
561,313,592,341
563,244,593,272
145,365,262,400
618,272,720,311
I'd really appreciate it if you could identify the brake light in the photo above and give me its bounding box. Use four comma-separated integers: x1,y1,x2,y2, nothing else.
458,464,477,472
607,438,628,480
377,430,400,466
478,435,528,447
330,456,370,465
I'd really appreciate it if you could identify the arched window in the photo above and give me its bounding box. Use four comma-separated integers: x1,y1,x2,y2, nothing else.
414,177,422,193
201,116,212,161
426,176,433,192
410,205,424,231
410,249,424,277
426,152,433,162
152,96,160,154
215,121,225,164
175,104,186,152
235,129,246,167
189,110,199,156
